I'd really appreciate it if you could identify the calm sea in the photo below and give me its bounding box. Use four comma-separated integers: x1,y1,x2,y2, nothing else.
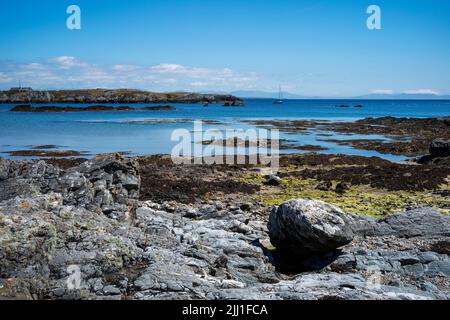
1,99,449,160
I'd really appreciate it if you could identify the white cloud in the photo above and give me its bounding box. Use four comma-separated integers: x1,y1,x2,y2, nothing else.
22,63,45,70
190,82,210,87
154,78,177,85
0,57,259,91
2,58,446,96
402,89,440,95
53,56,88,69
371,89,394,95
112,64,138,72
370,89,442,96
151,63,185,73
0,72,12,83
150,63,256,82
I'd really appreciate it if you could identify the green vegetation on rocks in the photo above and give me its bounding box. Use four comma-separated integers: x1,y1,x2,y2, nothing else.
240,173,450,218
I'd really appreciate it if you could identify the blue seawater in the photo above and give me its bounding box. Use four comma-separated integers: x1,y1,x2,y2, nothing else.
0,99,449,160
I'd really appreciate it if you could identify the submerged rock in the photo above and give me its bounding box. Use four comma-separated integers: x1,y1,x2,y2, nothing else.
268,199,354,256
222,100,245,107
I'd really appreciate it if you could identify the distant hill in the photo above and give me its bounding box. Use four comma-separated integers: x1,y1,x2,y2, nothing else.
203,90,318,99
204,90,450,100
229,91,311,99
355,93,450,100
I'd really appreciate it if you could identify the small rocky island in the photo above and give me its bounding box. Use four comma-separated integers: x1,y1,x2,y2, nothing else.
0,88,244,105
10,105,177,113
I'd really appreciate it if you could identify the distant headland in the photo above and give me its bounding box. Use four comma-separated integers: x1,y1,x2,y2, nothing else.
0,88,244,105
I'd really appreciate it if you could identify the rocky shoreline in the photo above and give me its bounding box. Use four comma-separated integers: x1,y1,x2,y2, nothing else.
243,116,450,157
0,153,449,300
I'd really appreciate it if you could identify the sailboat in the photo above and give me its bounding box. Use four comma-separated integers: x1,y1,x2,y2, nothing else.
273,86,284,104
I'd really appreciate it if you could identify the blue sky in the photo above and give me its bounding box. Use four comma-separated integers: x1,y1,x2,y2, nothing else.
1,0,449,96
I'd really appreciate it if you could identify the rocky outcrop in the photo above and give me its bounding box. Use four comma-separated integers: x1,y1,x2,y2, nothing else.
268,199,354,256
57,154,140,218
0,154,140,219
0,194,274,300
430,139,450,157
350,208,450,238
0,89,243,105
328,211,450,297
222,100,245,107
417,139,450,165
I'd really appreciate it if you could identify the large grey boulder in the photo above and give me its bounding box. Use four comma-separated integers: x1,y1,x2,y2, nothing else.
268,199,354,256
265,174,282,186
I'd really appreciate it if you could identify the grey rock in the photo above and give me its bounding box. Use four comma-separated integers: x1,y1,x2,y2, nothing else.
421,282,438,292
97,295,122,300
265,175,282,186
348,214,381,236
350,208,450,238
0,158,12,180
239,202,253,212
316,181,332,191
330,242,450,280
268,199,354,256
212,272,437,300
103,285,122,295
0,154,140,218
380,208,450,238
335,182,350,194
0,178,41,201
